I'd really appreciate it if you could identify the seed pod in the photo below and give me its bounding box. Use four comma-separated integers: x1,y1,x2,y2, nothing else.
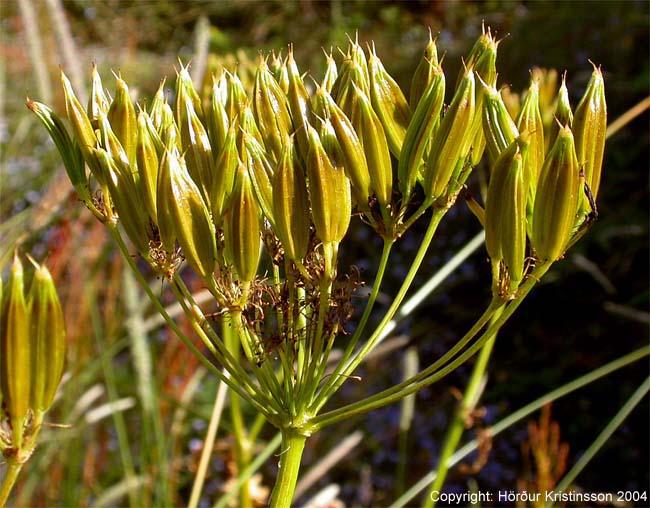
481,83,519,164
272,140,310,260
423,68,476,201
225,71,248,123
180,96,214,201
367,44,411,157
305,126,351,245
573,65,606,200
398,65,445,201
136,112,160,220
107,76,138,167
322,50,338,93
350,85,392,207
27,100,89,201
98,112,130,168
0,254,30,448
410,30,439,110
286,46,311,162
485,138,528,296
61,70,102,180
211,121,238,224
224,164,261,283
243,132,276,225
175,64,203,131
549,74,573,145
318,88,371,208
94,147,150,254
205,77,230,155
335,59,369,120
253,56,292,162
157,149,216,279
88,63,110,129
349,37,370,90
149,79,168,132
28,262,65,414
516,78,545,201
531,126,580,261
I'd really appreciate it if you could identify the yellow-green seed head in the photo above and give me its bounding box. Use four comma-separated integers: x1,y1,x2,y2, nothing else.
517,78,545,202
210,121,239,225
175,64,203,130
481,83,519,164
107,76,138,166
409,30,439,110
322,50,338,93
136,111,160,221
180,96,214,201
205,76,230,155
88,63,110,129
286,46,312,163
243,132,276,226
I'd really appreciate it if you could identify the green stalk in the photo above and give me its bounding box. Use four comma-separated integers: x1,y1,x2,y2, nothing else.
269,430,308,508
423,306,504,508
0,461,24,508
548,376,650,507
390,345,650,508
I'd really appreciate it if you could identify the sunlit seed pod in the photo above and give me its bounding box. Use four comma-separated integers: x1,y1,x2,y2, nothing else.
136,112,160,220
398,65,445,201
61,70,103,180
516,78,545,202
180,96,214,202
531,126,580,261
93,147,149,254
107,76,138,167
367,43,411,157
481,83,519,164
27,100,89,201
348,36,370,90
98,113,131,169
277,59,290,95
549,74,574,146
28,262,66,414
573,65,606,201
238,104,265,152
286,46,312,163
272,140,310,261
252,56,293,162
88,63,110,129
322,50,338,93
423,68,476,201
242,132,276,226
305,125,351,245
174,64,203,131
409,30,439,110
224,164,262,283
318,88,371,209
149,79,168,132
211,121,238,225
335,61,369,119
205,77,230,156
350,85,393,207
225,71,248,123
0,254,30,448
485,138,528,296
157,149,216,279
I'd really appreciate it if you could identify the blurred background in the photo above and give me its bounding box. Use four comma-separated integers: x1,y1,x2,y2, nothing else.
1,1,648,506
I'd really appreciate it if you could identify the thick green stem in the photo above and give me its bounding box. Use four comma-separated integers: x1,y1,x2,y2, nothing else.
0,461,23,508
423,307,504,508
269,431,307,508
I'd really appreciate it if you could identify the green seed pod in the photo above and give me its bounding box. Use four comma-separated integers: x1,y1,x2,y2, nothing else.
28,262,66,414
485,138,528,296
88,63,110,129
27,100,89,201
149,79,167,132
348,36,370,90
335,60,369,119
410,30,439,110
549,74,574,145
481,83,519,164
211,121,239,224
252,56,293,162
272,140,310,261
305,125,351,245
0,254,30,448
136,111,160,220
423,68,476,201
205,76,230,156
94,147,150,254
107,76,138,167
398,65,445,201
531,126,580,261
61,70,102,180
350,85,393,207
573,65,606,200
225,71,248,123
322,49,338,93
242,132,275,226
180,96,214,201
318,87,372,209
367,43,411,157
157,149,216,279
175,64,203,130
98,112,130,169
224,164,261,283
516,79,545,201
286,46,311,163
